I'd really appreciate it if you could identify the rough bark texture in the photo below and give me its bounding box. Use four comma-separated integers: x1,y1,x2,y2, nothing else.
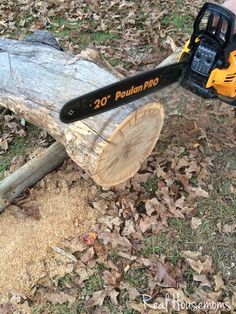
0,142,67,211
0,32,167,186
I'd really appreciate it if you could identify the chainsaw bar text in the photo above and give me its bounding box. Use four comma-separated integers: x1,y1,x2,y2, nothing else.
115,77,159,101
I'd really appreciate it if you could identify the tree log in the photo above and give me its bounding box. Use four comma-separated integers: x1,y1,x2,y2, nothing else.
0,31,166,186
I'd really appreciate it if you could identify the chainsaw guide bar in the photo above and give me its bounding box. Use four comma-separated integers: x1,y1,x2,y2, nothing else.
60,2,236,123
60,62,184,123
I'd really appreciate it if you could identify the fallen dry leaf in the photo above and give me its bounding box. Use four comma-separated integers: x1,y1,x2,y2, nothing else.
193,274,212,288
99,229,132,249
185,258,204,274
85,290,107,308
181,250,201,261
106,288,119,305
80,247,95,263
213,273,225,291
191,186,209,198
102,270,121,286
181,251,213,275
82,232,97,245
202,256,214,274
222,224,236,234
191,217,202,230
152,260,177,288
45,291,76,306
0,303,13,314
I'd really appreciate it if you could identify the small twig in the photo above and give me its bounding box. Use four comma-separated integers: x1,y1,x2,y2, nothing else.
199,127,211,150
52,246,77,262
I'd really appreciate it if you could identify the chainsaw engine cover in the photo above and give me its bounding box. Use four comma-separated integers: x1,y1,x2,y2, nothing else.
180,2,236,104
191,44,217,76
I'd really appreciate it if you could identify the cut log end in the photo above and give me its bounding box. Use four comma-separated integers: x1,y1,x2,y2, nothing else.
92,102,164,186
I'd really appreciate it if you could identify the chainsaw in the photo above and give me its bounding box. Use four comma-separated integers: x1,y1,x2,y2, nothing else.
60,2,236,123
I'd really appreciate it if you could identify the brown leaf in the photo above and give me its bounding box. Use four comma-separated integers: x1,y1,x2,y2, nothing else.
139,215,152,233
100,229,132,249
107,289,119,305
176,157,190,170
163,196,185,219
94,241,107,257
129,301,146,313
63,236,87,253
45,291,76,306
182,252,213,275
213,273,225,291
45,256,74,282
0,138,9,150
0,303,13,314
86,290,107,308
128,287,140,300
75,261,95,283
153,260,177,287
222,223,236,234
202,256,214,274
82,232,97,245
92,200,109,212
102,270,121,286
175,196,185,210
193,274,212,288
181,250,201,261
92,306,110,314
185,258,204,274
191,186,209,198
145,198,160,216
181,251,203,274
122,219,135,236
191,217,202,230
80,247,95,263
165,288,193,304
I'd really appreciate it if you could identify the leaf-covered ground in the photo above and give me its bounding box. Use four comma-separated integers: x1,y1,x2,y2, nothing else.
0,0,235,313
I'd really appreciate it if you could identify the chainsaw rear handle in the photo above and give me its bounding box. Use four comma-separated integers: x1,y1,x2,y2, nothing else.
191,2,236,51
189,2,236,67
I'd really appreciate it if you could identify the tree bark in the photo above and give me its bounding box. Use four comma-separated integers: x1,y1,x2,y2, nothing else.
0,142,67,211
0,31,166,186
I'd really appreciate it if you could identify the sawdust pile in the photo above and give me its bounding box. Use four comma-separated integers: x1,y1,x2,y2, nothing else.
0,163,97,294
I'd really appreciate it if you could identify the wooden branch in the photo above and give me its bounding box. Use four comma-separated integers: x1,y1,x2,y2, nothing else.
0,142,67,211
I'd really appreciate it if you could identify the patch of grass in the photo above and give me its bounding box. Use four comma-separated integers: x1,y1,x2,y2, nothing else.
0,123,42,179
183,268,198,295
141,231,183,265
31,306,44,314
171,13,193,33
76,31,120,50
104,297,136,314
160,3,193,35
58,274,72,288
143,175,158,193
196,175,236,278
123,268,148,290
50,303,78,314
93,31,119,42
84,272,104,296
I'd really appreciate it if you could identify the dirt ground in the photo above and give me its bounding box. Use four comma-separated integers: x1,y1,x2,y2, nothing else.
0,163,97,294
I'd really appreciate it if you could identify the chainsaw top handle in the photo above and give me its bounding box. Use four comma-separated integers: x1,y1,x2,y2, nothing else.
192,2,235,46
190,2,236,65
